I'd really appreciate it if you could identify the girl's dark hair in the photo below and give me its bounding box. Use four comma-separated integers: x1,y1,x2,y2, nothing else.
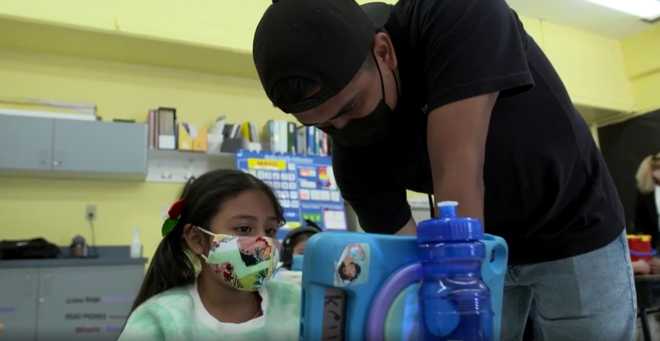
130,169,284,312
280,220,322,269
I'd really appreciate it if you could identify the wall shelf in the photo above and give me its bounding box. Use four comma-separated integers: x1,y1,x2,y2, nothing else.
146,149,235,183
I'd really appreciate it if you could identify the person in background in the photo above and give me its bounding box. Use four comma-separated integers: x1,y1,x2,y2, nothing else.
279,220,322,270
118,170,301,341
634,153,660,274
272,221,321,285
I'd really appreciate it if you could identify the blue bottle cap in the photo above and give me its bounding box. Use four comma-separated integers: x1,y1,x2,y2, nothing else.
417,201,484,243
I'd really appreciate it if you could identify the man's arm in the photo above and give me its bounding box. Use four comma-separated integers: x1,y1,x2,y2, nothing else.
426,92,498,224
332,147,413,235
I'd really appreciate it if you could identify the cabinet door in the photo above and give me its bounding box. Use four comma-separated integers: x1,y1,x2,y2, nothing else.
53,120,147,177
0,268,39,341
0,115,53,171
36,265,144,341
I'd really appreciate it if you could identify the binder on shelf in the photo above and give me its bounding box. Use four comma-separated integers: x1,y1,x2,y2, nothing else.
178,122,194,151
193,127,208,152
208,116,226,154
318,129,329,156
278,121,287,153
240,122,252,142
221,137,248,153
249,122,258,144
297,125,307,156
287,122,297,154
307,126,315,155
178,122,208,152
264,120,278,153
147,109,157,149
157,107,177,150
263,120,296,154
222,123,240,140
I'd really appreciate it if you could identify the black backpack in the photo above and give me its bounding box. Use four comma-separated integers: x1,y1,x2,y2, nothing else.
0,238,61,260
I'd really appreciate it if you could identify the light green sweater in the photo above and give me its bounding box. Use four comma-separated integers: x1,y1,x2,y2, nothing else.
118,280,301,341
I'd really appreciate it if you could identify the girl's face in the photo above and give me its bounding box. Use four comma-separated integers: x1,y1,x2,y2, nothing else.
207,189,280,238
192,189,281,290
292,239,308,255
342,262,358,279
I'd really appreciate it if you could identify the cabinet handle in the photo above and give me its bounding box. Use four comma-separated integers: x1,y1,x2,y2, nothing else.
53,160,62,167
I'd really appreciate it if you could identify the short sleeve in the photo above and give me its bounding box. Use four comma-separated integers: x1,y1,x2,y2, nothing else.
332,146,412,234
417,0,534,111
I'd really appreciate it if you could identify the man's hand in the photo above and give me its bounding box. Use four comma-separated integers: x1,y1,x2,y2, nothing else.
633,259,651,275
427,93,498,223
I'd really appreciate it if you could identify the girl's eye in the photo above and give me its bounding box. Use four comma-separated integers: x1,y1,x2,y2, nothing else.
234,226,252,235
265,228,277,237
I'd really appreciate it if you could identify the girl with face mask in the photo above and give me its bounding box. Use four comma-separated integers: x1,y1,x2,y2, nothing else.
118,170,301,341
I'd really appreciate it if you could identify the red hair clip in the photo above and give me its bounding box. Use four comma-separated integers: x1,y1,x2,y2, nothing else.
162,199,185,237
168,199,185,219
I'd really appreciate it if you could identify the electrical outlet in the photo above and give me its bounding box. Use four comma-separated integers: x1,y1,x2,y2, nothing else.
86,204,97,222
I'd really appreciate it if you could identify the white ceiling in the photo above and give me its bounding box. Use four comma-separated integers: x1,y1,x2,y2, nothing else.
506,0,658,38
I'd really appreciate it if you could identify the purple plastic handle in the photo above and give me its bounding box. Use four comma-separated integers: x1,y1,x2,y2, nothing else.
366,263,422,340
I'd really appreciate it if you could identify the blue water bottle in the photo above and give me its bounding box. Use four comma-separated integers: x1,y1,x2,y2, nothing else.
416,201,493,341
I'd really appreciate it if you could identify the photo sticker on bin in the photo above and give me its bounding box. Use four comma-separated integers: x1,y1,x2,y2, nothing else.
334,243,369,286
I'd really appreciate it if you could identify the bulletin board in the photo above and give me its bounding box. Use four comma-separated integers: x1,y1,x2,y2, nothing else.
235,150,347,230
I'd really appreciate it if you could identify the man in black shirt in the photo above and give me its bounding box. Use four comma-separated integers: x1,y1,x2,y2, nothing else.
253,0,635,339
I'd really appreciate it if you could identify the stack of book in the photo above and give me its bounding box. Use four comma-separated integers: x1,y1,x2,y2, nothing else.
147,109,329,156
263,120,329,156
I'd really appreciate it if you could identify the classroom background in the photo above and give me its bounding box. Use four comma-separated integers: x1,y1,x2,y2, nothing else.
1,0,660,340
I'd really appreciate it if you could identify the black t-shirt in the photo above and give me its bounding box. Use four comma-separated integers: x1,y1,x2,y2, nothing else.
333,0,625,265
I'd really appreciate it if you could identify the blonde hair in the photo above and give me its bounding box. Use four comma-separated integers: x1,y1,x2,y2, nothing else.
636,153,660,194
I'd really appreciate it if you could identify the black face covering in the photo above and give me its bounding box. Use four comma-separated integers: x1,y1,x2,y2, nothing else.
319,56,397,148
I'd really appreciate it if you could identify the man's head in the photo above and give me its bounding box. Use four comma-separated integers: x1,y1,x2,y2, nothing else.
253,0,399,146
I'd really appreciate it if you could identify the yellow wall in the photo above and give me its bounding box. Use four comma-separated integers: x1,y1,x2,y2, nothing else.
630,73,660,113
540,21,634,112
0,177,177,258
0,47,288,259
518,16,634,113
622,24,660,113
0,0,273,53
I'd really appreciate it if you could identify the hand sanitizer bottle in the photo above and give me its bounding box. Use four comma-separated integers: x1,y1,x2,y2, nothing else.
130,227,143,258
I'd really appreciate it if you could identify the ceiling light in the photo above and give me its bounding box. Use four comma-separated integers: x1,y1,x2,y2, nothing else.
585,0,660,21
